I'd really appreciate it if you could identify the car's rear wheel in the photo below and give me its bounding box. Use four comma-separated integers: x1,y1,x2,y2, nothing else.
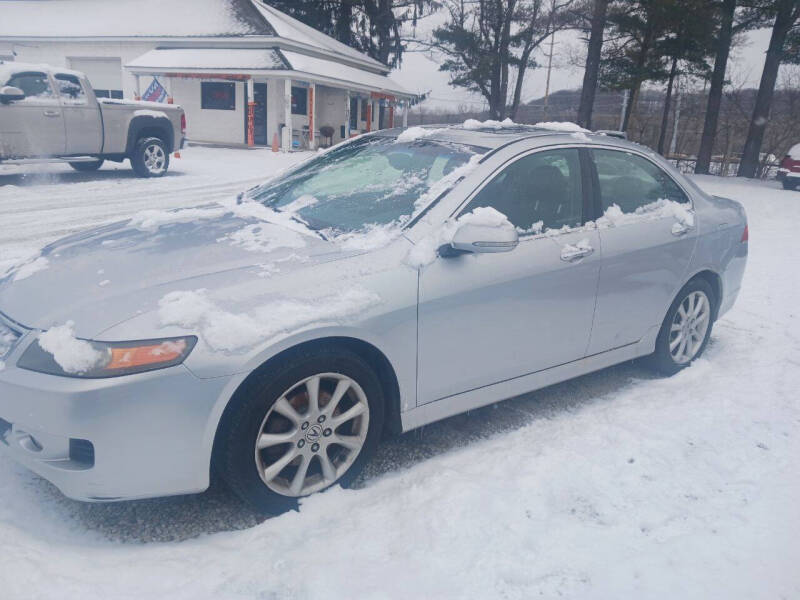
131,137,169,178
216,346,384,514
782,178,798,191
68,159,104,172
647,278,716,375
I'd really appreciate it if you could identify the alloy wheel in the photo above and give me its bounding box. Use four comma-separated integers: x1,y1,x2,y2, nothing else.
254,373,370,497
669,290,711,364
143,144,166,175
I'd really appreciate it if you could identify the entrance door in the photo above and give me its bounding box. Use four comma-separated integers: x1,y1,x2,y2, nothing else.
253,83,268,145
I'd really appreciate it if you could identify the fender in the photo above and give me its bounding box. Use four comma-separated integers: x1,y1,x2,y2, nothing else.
125,113,174,155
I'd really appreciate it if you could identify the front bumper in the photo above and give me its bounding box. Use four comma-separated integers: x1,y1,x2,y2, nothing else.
0,341,232,501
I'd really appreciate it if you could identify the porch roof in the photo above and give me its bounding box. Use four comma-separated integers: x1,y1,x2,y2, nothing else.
125,47,412,100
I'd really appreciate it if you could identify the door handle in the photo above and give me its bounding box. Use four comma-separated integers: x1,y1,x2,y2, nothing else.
560,245,594,262
672,222,693,236
43,110,61,117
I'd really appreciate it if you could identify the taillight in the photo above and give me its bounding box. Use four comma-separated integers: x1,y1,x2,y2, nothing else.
781,155,791,168
741,224,748,243
180,113,186,134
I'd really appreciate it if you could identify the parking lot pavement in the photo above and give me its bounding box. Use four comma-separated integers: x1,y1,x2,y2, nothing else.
0,146,311,272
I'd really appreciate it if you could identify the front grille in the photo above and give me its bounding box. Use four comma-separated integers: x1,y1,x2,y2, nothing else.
0,313,22,360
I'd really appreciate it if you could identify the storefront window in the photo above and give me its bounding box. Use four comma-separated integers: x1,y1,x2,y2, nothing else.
201,82,235,110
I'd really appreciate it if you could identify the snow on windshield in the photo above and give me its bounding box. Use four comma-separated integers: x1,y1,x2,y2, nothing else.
246,136,484,237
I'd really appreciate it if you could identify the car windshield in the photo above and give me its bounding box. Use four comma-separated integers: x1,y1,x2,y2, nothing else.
246,135,484,234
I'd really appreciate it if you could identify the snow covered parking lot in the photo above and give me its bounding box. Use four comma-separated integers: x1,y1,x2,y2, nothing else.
0,150,798,599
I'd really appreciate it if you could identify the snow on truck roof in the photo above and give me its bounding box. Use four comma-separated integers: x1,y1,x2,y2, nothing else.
0,61,85,80
0,0,386,72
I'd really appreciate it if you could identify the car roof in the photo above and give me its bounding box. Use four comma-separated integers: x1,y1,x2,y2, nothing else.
374,123,638,152
0,61,85,81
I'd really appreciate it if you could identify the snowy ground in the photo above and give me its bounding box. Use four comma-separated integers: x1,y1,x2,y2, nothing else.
0,151,798,599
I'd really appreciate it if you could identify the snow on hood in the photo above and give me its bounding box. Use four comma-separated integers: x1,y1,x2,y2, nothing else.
0,203,363,337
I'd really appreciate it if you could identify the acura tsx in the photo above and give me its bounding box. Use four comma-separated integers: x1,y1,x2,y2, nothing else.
0,124,748,513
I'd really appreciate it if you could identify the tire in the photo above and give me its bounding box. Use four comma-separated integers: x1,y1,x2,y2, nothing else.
782,178,798,191
68,159,104,172
646,278,716,376
215,345,385,514
130,136,169,178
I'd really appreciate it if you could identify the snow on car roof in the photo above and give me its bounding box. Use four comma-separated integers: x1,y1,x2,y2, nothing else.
375,122,630,150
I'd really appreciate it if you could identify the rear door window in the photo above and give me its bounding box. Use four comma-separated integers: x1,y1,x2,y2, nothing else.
54,74,88,105
591,149,688,214
462,148,585,234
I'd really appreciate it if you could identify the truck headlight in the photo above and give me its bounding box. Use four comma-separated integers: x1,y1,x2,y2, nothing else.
18,334,197,378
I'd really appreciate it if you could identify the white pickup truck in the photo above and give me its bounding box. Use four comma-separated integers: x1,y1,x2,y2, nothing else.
0,62,185,177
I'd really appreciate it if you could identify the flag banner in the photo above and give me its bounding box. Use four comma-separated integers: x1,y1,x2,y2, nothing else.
142,77,167,103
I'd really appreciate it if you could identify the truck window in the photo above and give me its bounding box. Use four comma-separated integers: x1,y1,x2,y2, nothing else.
6,72,55,101
55,74,88,105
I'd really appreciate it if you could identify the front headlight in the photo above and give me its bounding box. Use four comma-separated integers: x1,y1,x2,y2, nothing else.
18,333,197,378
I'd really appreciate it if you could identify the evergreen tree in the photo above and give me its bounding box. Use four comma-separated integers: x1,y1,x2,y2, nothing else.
264,0,434,67
654,0,716,155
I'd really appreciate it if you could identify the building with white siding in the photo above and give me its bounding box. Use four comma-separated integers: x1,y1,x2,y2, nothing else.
0,0,414,149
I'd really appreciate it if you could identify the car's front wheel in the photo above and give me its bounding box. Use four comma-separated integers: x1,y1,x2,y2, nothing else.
131,137,169,178
647,278,716,375
216,346,384,514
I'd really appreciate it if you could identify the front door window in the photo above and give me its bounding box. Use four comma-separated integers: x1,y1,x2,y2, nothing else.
462,148,585,234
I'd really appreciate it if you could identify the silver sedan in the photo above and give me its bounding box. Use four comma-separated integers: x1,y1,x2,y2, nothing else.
0,125,748,513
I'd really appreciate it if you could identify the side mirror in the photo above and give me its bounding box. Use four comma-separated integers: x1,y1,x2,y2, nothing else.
441,222,519,257
0,86,25,104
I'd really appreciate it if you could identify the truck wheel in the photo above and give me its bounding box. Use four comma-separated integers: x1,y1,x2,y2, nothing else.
131,137,169,178
69,159,104,172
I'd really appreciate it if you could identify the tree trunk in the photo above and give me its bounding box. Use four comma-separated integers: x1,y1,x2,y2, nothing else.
622,82,640,131
657,55,679,155
577,0,610,129
738,0,797,178
695,0,736,174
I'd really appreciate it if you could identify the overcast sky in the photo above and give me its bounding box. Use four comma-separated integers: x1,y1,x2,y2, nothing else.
392,19,781,112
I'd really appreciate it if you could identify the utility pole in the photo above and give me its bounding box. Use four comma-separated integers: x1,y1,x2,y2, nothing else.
619,89,629,131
